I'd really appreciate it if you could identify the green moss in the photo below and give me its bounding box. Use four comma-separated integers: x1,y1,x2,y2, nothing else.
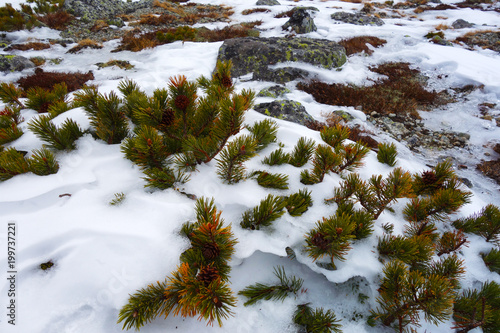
40,260,54,270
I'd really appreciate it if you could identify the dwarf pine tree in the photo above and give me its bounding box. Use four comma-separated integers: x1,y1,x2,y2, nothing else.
294,303,343,333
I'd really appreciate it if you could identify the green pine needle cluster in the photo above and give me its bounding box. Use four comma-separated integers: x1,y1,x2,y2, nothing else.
238,266,303,306
304,213,356,269
262,147,290,166
26,82,68,113
453,204,500,245
28,115,84,151
250,170,289,190
247,118,278,151
118,197,237,330
0,107,23,145
240,194,286,230
0,147,59,181
329,168,413,219
377,142,398,167
285,188,313,216
481,248,500,274
0,82,25,108
289,136,316,167
216,135,257,184
453,281,500,333
372,260,455,332
73,87,129,144
294,303,343,333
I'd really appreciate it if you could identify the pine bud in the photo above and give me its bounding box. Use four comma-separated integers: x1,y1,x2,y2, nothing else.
174,95,190,111
221,75,232,88
147,138,152,146
213,296,223,308
336,227,343,235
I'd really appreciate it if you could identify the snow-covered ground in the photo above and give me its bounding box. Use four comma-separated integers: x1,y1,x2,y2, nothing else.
1,0,500,332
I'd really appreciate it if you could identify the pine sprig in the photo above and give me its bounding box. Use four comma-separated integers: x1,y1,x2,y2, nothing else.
285,188,313,217
247,118,278,151
0,82,25,108
0,121,23,145
142,167,189,190
28,115,84,151
251,170,289,190
288,137,315,167
25,82,68,113
240,194,286,230
372,260,455,332
377,142,398,167
294,303,343,333
215,135,257,184
121,125,170,170
238,266,303,306
412,160,458,196
335,141,370,173
28,147,59,176
481,248,500,274
117,279,171,330
453,281,500,333
300,144,341,185
320,124,349,149
335,201,374,240
262,147,290,166
453,204,500,245
437,230,469,256
0,147,30,181
304,213,356,268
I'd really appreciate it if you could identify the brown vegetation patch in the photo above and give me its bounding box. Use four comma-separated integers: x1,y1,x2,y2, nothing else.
149,0,233,26
17,68,94,92
477,159,500,185
7,42,51,51
274,9,295,18
67,39,103,54
37,10,74,30
90,20,109,32
455,30,500,52
339,36,387,56
113,22,260,52
413,3,457,13
297,62,441,118
242,8,271,15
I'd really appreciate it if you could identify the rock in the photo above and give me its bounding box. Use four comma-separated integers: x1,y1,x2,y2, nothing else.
254,100,314,125
333,110,355,122
452,19,474,29
457,31,500,53
459,177,473,188
0,55,34,72
64,0,126,22
253,67,310,84
331,12,385,26
217,37,347,78
316,262,336,270
282,7,317,34
256,0,280,5
257,85,291,98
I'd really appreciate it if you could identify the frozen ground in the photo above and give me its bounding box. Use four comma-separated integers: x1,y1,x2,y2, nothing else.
1,0,500,332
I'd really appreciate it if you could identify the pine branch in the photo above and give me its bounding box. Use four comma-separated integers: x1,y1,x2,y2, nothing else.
117,279,171,331
240,194,286,230
453,204,500,245
424,254,466,290
238,266,303,306
304,213,355,268
28,147,59,176
251,170,289,190
0,147,30,181
121,125,171,170
481,248,500,274
335,201,374,240
335,141,370,173
0,122,23,145
437,230,469,256
288,137,315,167
300,144,341,184
247,118,278,151
28,115,83,150
142,167,189,190
294,304,343,333
0,82,25,108
320,123,349,149
25,82,68,113
377,142,398,167
262,147,290,166
285,188,313,217
216,135,257,184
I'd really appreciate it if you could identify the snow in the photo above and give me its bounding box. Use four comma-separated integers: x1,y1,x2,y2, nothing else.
1,0,500,332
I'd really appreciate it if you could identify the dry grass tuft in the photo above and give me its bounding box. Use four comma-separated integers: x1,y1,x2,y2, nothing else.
90,20,109,32
477,159,500,185
37,10,74,30
67,38,103,54
17,68,94,92
297,62,442,118
339,36,387,56
7,42,51,51
242,8,271,15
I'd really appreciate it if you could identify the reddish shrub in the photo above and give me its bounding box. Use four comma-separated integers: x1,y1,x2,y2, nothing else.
17,68,94,92
339,36,387,56
37,10,74,30
7,42,51,51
